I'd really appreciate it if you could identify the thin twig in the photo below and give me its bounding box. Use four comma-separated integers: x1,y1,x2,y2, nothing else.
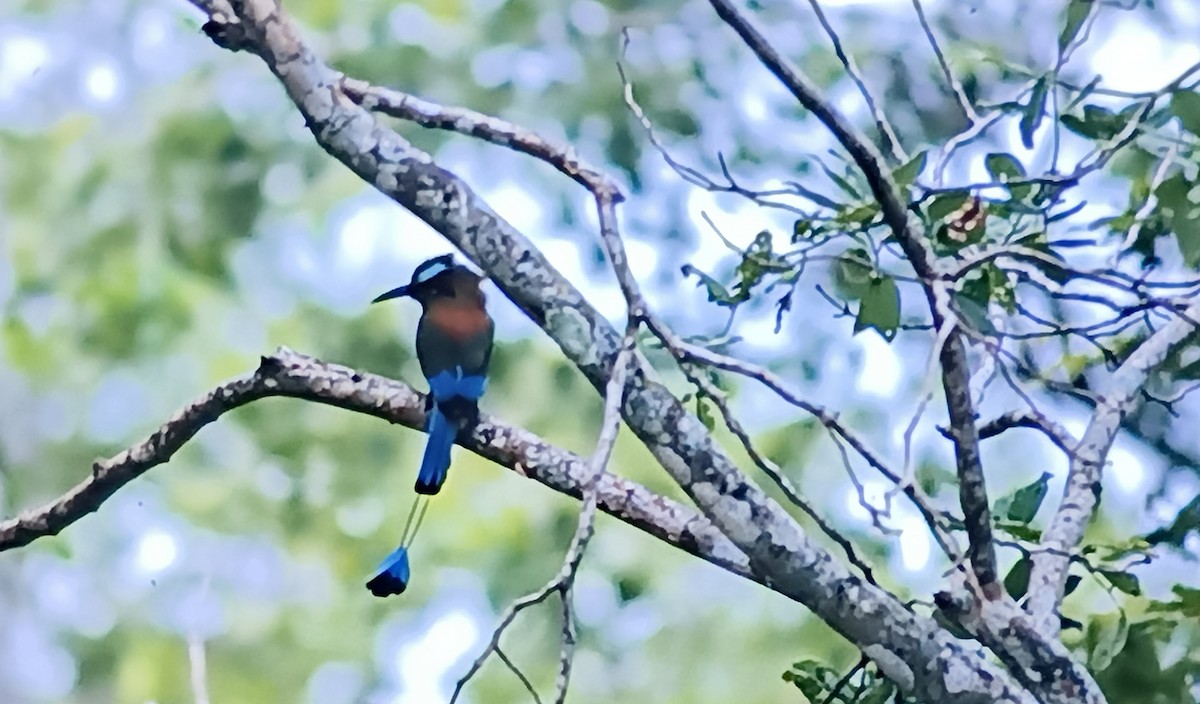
805,0,906,162
976,410,1077,455
909,0,977,123
496,647,543,704
187,635,211,704
615,36,818,216
451,336,635,704
1117,142,1179,262
692,368,882,583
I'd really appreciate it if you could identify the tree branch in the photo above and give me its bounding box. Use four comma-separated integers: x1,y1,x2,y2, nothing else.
696,3,1119,702
0,348,752,583
974,411,1077,455
702,0,1000,596
1027,300,1200,631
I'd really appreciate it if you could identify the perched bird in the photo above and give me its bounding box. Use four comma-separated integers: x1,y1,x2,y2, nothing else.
365,253,495,597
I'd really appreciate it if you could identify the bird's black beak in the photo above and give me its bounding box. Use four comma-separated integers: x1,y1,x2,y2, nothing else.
371,285,411,303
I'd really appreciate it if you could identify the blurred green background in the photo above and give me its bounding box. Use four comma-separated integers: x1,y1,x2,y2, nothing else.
2,0,1199,702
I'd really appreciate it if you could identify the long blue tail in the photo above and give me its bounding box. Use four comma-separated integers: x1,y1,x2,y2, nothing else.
416,369,487,495
415,405,456,495
366,545,410,597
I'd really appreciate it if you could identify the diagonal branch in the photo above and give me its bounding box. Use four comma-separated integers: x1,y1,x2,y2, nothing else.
0,348,752,582
1027,300,1200,631
974,411,1077,455
909,0,977,123
338,77,614,196
803,0,906,162
703,0,999,595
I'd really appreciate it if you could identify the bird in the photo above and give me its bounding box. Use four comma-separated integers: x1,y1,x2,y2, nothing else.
364,253,495,597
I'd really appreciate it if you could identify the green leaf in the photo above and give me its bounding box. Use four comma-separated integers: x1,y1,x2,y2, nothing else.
1101,569,1142,597
1144,494,1200,547
696,395,717,432
1088,610,1129,672
681,264,737,306
1169,90,1200,136
1147,585,1200,617
996,471,1052,524
958,262,1011,323
858,681,897,704
781,659,839,699
819,161,862,199
1004,557,1031,599
926,191,971,222
792,218,811,241
986,152,1032,200
985,152,1026,182
1154,171,1200,266
838,202,880,226
1061,105,1129,141
954,294,994,335
892,150,927,189
916,462,957,497
1058,0,1092,53
1082,537,1152,563
1020,78,1048,149
854,275,900,341
832,249,874,300
997,521,1042,542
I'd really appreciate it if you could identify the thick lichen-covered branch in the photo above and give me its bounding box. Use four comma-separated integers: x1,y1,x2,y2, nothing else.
0,348,751,580
1027,301,1200,631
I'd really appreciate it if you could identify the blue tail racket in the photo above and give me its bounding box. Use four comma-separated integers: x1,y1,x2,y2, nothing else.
365,254,494,597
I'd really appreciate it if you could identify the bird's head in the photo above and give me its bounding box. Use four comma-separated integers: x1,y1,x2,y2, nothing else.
372,254,482,306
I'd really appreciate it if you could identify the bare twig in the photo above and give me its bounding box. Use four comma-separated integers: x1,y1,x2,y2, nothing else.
805,0,907,162
974,410,1077,455
691,367,882,583
496,648,542,704
448,588,555,704
909,0,977,123
615,41,818,216
551,334,633,702
452,337,635,704
340,77,615,197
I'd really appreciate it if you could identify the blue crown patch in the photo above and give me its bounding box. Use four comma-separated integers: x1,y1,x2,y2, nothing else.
412,254,455,285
